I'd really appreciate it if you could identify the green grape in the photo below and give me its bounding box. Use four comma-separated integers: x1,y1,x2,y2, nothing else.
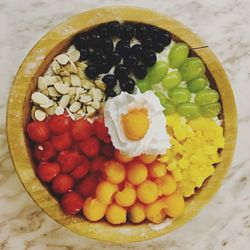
201,102,221,117
187,77,208,93
147,61,169,84
168,88,191,104
195,89,219,106
163,100,176,115
136,79,151,93
180,57,205,81
162,71,182,90
154,92,168,106
177,103,200,119
168,43,189,68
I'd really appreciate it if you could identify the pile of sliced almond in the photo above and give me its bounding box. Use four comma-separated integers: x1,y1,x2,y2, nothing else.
31,45,107,121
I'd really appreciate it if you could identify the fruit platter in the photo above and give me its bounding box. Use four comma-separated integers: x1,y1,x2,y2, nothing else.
7,7,237,243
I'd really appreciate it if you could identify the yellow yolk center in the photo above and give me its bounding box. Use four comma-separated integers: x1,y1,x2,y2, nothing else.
122,108,150,140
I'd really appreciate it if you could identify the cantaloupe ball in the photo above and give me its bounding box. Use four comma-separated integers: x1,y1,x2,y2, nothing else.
127,161,148,185
145,198,166,223
156,174,177,196
148,161,167,179
122,109,150,140
138,154,158,164
114,149,133,163
137,180,158,204
83,197,107,222
105,204,127,225
114,184,136,207
128,202,146,223
95,181,118,204
163,193,185,218
104,160,126,184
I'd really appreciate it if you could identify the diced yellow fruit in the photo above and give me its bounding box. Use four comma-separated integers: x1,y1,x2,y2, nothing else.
156,174,177,196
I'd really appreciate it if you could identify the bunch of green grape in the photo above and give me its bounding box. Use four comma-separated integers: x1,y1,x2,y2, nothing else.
136,43,221,119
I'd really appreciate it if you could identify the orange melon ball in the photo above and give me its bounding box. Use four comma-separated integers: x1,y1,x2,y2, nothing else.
83,197,107,222
104,160,126,184
95,181,118,204
145,198,166,223
126,161,148,185
138,154,158,164
105,204,127,225
163,193,185,218
114,149,133,163
114,184,136,207
156,174,177,196
122,108,150,140
128,202,146,224
137,180,158,204
148,161,167,179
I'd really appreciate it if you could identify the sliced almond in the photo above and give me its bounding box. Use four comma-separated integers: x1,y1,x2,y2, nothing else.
69,102,81,112
91,101,101,110
92,88,103,102
88,87,96,97
78,67,85,79
71,74,81,87
69,87,77,98
82,79,95,89
48,87,61,97
69,62,78,74
38,77,47,90
41,89,49,96
87,117,94,124
31,106,37,120
55,54,70,65
34,109,46,121
62,76,71,84
86,106,96,117
40,99,54,108
31,92,50,105
54,82,70,95
95,79,107,91
60,70,70,77
69,50,80,62
66,108,76,120
66,45,77,55
75,87,86,100
55,106,64,115
58,95,70,108
52,60,61,74
76,61,87,70
79,95,92,104
46,105,56,116
98,102,105,115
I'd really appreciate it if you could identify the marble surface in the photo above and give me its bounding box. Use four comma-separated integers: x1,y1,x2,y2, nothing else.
0,0,250,249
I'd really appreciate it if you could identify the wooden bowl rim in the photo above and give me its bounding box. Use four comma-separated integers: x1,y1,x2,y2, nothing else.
7,6,237,243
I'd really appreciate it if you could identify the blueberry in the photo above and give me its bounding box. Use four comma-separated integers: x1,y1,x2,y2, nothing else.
96,24,109,37
142,51,157,67
114,64,129,80
135,25,148,41
115,40,130,56
119,77,135,92
108,52,122,65
89,50,105,64
79,48,90,61
98,61,112,74
149,26,161,40
74,33,89,50
85,65,98,79
133,65,147,79
158,32,171,46
106,89,117,98
89,32,101,47
131,44,144,58
123,54,138,69
120,23,135,40
153,42,165,53
141,37,153,50
102,74,117,89
106,21,121,37
100,38,114,54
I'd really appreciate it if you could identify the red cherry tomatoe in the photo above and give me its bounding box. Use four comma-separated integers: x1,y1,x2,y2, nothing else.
34,141,57,161
52,132,72,151
77,174,99,197
90,155,106,173
60,191,84,215
79,136,100,158
52,174,74,194
71,119,93,141
37,162,61,182
27,121,50,143
48,115,71,135
70,162,90,179
101,142,114,159
93,117,111,143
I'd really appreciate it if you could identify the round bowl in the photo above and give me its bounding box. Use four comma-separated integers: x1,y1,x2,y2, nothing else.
7,6,237,243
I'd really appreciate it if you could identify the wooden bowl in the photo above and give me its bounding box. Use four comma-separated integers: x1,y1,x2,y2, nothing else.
7,6,237,243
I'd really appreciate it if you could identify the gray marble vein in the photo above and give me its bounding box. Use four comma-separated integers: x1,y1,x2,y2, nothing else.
0,0,250,249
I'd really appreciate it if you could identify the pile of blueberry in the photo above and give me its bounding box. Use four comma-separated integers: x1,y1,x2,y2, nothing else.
73,21,172,97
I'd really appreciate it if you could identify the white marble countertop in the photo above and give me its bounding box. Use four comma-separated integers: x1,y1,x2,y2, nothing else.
0,0,250,249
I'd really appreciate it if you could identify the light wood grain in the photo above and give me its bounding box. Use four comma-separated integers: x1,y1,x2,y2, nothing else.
6,6,237,243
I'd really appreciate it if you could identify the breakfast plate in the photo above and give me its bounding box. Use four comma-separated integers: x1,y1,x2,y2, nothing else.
7,6,237,243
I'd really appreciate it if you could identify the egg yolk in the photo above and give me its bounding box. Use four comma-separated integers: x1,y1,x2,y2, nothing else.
122,109,150,140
